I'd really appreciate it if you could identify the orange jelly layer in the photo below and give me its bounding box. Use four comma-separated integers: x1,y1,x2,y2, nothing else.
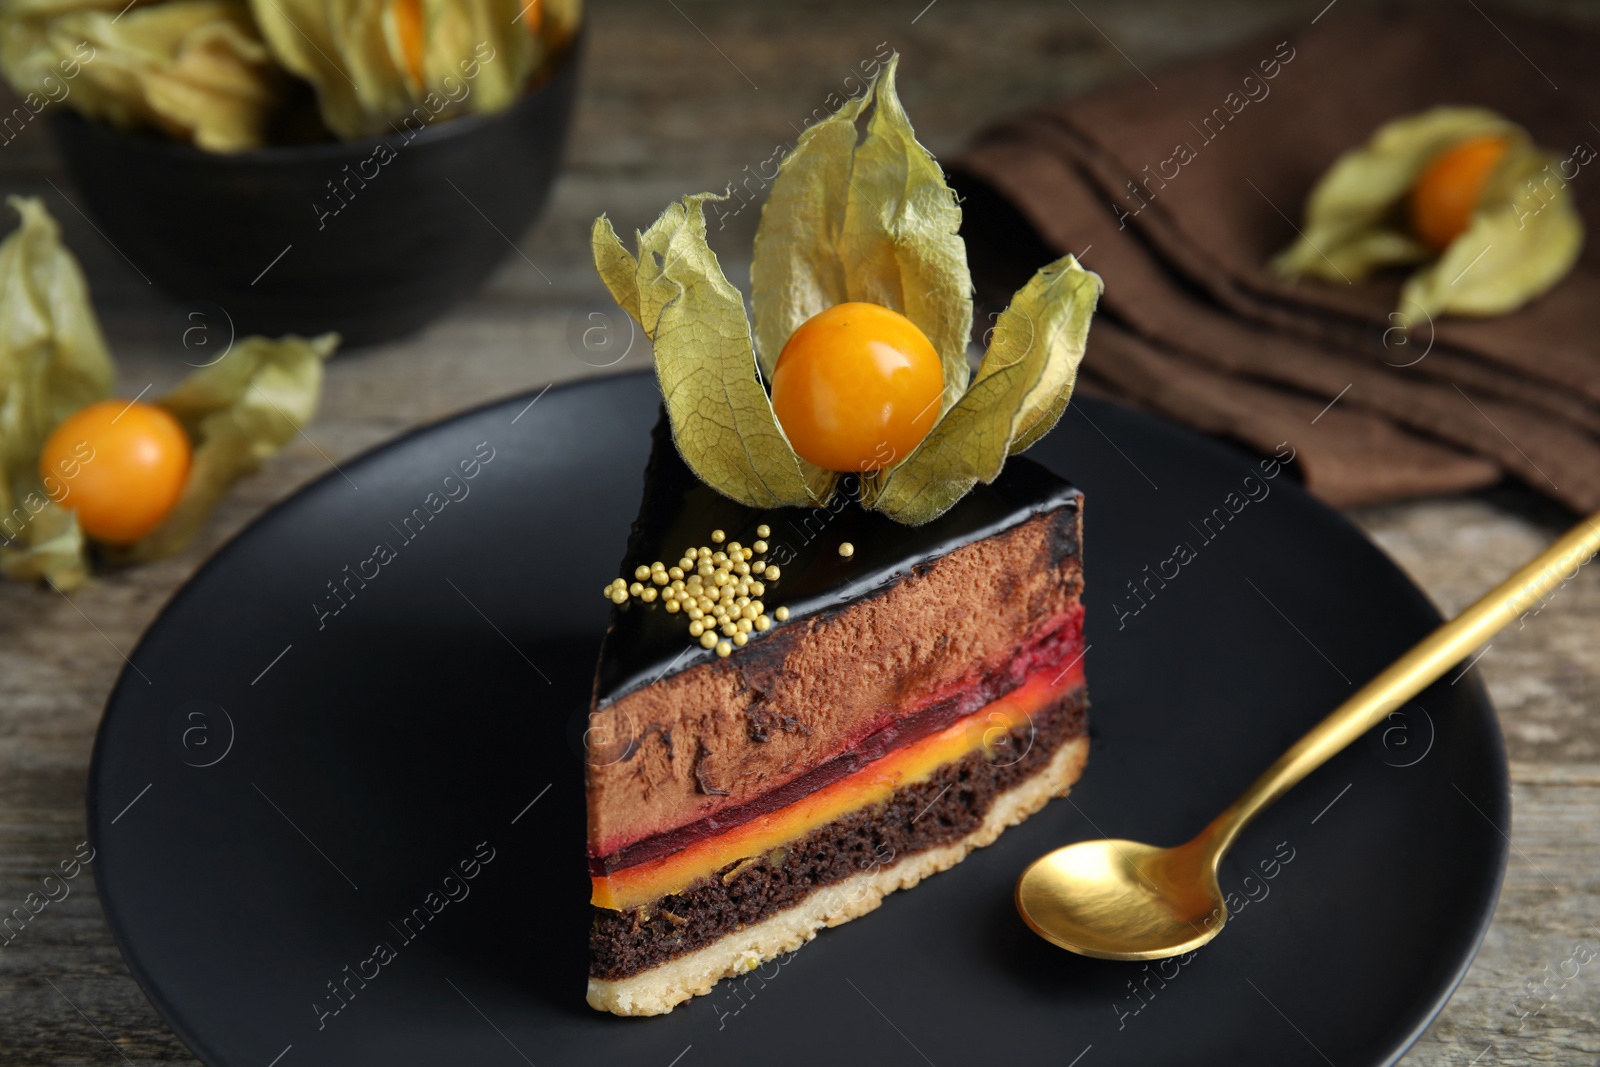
591,658,1085,911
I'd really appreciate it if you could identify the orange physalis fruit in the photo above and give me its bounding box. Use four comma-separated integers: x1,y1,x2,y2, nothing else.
770,302,945,474
40,400,192,545
392,0,425,86
1409,134,1510,252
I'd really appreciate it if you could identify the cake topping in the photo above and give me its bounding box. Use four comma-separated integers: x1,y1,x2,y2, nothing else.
589,55,1100,526
838,542,855,558
607,526,784,647
769,302,944,473
592,410,1083,707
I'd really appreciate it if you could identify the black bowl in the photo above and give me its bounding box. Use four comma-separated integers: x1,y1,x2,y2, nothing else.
47,37,582,348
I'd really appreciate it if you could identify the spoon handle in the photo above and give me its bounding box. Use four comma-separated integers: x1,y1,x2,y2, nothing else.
1205,511,1600,855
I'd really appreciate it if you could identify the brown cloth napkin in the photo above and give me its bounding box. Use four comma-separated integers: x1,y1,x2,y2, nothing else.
957,3,1600,511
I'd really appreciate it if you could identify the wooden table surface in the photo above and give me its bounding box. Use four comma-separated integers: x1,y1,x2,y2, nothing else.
1,1,1596,1063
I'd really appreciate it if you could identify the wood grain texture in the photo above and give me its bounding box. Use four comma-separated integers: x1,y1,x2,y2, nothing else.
1,1,1596,1063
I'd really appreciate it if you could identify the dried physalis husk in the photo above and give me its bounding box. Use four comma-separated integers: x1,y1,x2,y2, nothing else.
590,56,1102,525
0,197,113,590
250,0,415,139
1,0,125,12
250,0,574,141
0,0,279,152
1271,106,1584,327
418,0,533,116
592,197,831,509
861,256,1101,524
0,0,112,92
108,332,340,564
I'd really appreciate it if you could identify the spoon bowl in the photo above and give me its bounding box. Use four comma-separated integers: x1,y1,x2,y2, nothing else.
1016,837,1224,960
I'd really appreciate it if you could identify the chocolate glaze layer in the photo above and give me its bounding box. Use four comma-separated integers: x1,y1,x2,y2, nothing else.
588,685,1089,980
594,412,1083,709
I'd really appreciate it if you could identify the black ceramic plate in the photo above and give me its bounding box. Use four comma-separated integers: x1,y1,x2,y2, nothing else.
89,373,1508,1067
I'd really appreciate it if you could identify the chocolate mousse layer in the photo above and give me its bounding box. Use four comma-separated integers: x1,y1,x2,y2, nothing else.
591,609,1083,877
586,427,1084,857
589,686,1088,980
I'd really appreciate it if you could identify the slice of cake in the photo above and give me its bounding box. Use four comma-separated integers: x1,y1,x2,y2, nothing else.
585,419,1088,1016
580,53,1102,1018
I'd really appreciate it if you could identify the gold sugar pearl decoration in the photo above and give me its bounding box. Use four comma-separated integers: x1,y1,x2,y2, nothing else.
607,522,790,652
838,542,854,559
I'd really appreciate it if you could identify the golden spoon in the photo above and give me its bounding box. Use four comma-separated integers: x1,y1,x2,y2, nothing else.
1017,511,1600,960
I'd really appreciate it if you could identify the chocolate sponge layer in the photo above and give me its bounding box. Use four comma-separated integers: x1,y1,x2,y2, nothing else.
586,505,1085,858
589,685,1088,981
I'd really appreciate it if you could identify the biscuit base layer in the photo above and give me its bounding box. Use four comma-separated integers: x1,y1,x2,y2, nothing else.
585,734,1088,1017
